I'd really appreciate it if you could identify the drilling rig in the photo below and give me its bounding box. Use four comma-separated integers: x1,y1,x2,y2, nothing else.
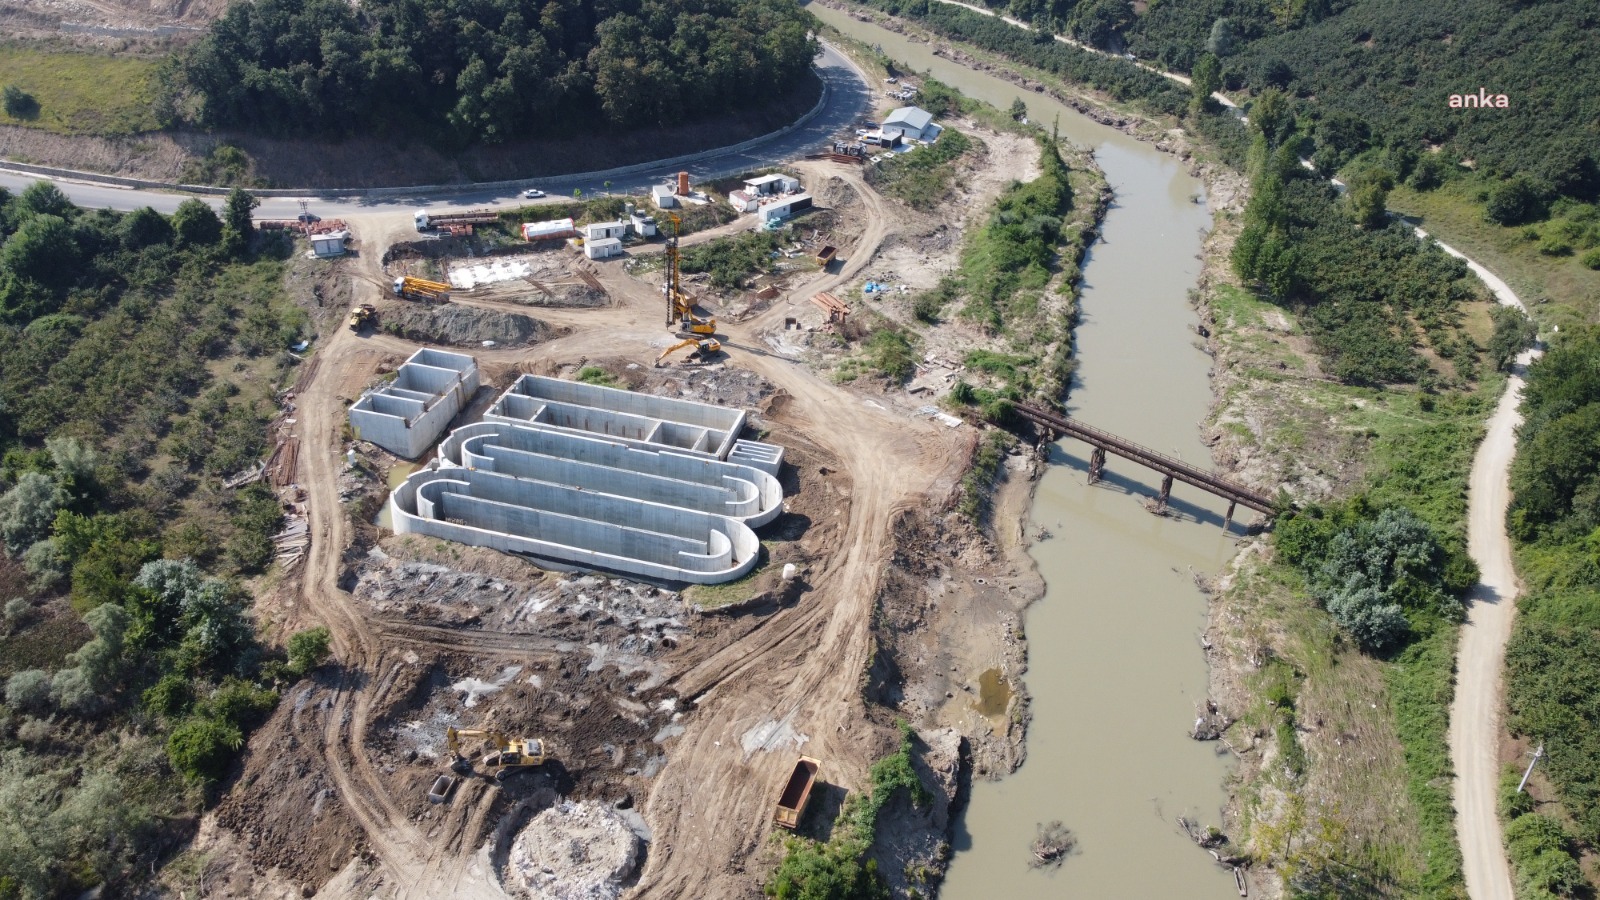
663,214,717,336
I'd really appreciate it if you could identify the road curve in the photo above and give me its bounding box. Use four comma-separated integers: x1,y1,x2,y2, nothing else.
0,42,872,220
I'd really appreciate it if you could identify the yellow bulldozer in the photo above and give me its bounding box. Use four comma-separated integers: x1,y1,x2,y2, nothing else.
663,214,716,336
655,337,723,367
444,727,547,778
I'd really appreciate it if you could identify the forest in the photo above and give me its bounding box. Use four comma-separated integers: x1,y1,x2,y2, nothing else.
169,0,818,145
891,0,1598,207
0,186,318,898
1503,327,1600,898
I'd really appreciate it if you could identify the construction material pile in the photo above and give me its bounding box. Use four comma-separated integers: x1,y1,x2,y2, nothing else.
506,801,641,900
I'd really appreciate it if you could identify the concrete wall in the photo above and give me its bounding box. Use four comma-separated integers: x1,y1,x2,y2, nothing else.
484,375,745,460
349,347,479,459
390,467,759,583
441,422,782,526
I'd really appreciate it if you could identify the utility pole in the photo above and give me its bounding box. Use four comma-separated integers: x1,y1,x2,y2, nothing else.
1516,744,1545,794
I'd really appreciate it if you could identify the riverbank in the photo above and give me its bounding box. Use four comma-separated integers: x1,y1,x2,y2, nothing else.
817,3,1516,897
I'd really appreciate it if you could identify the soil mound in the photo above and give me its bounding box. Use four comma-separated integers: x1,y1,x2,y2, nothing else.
381,304,562,348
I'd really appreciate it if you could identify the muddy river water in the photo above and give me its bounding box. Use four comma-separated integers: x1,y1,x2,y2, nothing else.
808,6,1243,896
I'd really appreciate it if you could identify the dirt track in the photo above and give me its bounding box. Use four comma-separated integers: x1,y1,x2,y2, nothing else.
229,162,977,898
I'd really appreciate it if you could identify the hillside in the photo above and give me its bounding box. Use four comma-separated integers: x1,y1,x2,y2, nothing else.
171,0,819,146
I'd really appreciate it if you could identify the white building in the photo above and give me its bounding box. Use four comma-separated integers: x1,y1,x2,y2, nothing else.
629,213,657,237
651,184,678,209
585,237,623,259
310,231,348,258
882,106,941,142
522,217,577,241
758,193,813,226
743,174,801,195
584,220,628,242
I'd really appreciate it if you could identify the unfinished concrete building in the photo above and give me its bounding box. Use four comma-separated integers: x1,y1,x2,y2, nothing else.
389,378,788,583
349,348,479,459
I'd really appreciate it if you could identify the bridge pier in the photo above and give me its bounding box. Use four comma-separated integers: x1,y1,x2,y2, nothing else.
1088,447,1105,484
1156,474,1173,514
1224,500,1236,529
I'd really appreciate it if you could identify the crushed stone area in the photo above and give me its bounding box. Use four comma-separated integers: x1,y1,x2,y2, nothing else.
506,800,643,900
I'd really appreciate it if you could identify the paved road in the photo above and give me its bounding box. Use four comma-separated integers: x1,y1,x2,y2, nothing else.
0,43,873,220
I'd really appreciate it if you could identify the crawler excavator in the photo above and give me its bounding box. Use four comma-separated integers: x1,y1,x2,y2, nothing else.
444,726,547,778
662,214,716,336
655,337,723,367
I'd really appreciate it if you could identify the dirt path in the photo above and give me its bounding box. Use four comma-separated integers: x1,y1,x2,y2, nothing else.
1444,244,1537,900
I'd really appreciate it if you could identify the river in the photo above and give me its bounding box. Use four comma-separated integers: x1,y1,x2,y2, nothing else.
807,5,1242,896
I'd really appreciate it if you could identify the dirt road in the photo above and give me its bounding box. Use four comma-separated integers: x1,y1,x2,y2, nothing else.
1444,245,1537,900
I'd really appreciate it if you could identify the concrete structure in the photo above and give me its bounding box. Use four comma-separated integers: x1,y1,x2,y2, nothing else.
310,231,348,258
485,375,747,460
584,220,629,242
882,106,941,142
389,466,760,584
387,376,790,583
758,193,813,226
439,422,782,526
349,348,479,459
652,185,677,209
585,237,623,260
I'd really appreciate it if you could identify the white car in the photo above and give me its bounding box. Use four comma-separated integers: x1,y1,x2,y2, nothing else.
522,188,545,198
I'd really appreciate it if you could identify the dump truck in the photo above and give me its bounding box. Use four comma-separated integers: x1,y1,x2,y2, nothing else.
814,245,838,267
348,303,376,332
393,276,451,303
773,756,820,829
414,208,499,232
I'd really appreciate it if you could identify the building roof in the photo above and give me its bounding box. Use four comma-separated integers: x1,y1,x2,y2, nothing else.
651,184,674,196
589,237,623,248
745,174,786,188
883,106,934,132
588,219,628,230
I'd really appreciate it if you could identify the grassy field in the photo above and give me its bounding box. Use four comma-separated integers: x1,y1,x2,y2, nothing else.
1390,181,1600,331
0,44,161,134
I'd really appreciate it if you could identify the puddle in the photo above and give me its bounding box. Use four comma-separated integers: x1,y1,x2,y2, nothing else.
974,667,1012,718
374,461,420,530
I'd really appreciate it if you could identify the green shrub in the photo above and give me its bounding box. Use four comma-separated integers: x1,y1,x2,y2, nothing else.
286,626,331,676
1580,248,1600,270
866,328,916,382
166,716,242,783
2,84,38,119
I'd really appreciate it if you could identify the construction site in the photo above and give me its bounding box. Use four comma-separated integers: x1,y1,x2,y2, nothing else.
191,102,1077,900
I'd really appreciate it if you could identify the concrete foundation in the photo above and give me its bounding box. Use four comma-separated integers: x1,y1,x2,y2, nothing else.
350,348,479,459
486,375,746,460
440,422,783,526
390,467,760,584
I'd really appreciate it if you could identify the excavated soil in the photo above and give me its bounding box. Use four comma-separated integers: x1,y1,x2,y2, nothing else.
376,303,564,349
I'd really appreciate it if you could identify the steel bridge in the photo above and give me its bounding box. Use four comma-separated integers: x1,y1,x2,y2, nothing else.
1015,403,1276,526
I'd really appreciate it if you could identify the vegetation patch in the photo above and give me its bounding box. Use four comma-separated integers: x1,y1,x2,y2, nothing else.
0,46,161,134
865,126,976,210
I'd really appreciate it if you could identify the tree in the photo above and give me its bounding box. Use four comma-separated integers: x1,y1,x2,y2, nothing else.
1008,97,1028,121
1190,53,1222,113
221,188,259,258
1206,18,1236,57
1485,176,1543,226
1,214,82,290
0,472,66,556
19,182,72,219
286,626,332,676
171,199,222,248
2,85,38,119
1488,305,1538,371
4,670,52,713
1250,89,1293,148
118,206,174,250
1346,169,1394,230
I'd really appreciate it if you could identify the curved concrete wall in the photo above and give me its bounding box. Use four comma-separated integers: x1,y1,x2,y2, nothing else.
390,468,760,584
439,422,783,527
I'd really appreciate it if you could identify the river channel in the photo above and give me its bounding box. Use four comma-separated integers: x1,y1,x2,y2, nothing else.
807,5,1242,896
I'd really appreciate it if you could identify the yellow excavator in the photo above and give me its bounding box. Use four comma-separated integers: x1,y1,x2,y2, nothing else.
655,337,723,367
444,727,547,777
663,214,716,336
348,303,376,332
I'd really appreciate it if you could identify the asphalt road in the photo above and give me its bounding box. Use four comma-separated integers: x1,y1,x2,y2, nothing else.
0,43,873,220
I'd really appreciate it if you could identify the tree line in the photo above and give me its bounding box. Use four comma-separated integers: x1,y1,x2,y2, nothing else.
167,0,817,145
0,186,322,898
